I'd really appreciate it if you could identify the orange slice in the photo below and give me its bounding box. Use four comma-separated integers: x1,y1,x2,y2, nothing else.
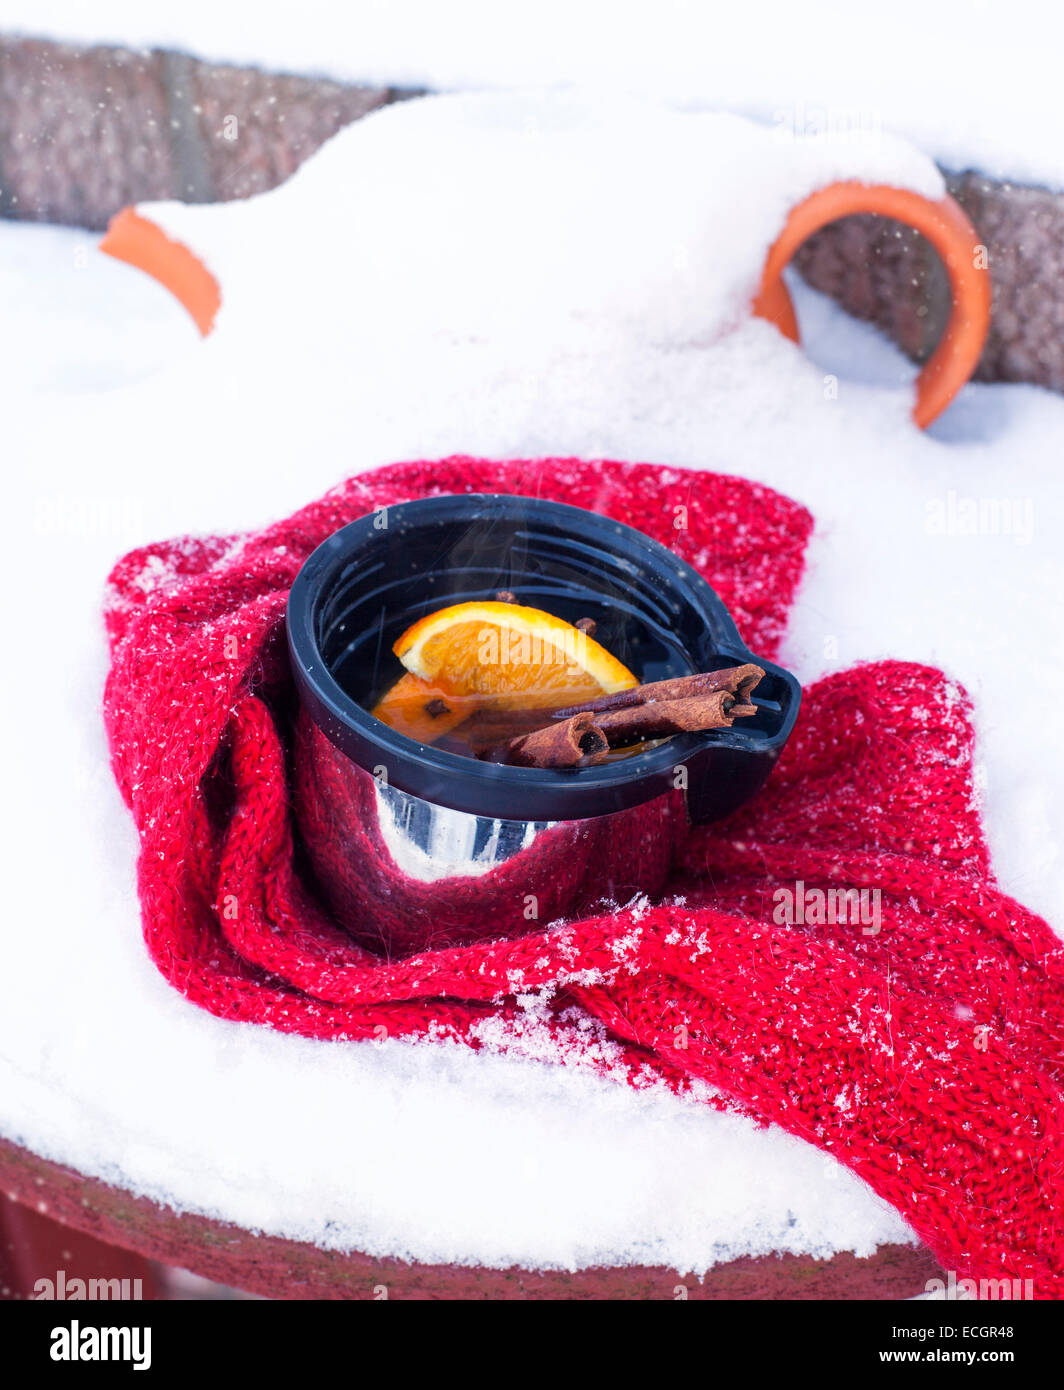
368,673,478,745
396,601,636,704
371,601,638,742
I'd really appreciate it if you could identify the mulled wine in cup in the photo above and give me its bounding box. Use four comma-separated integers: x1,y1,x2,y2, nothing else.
369,594,766,768
287,494,800,954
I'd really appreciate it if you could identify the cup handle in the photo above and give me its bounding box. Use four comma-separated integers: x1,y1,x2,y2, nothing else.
101,208,220,336
753,182,991,428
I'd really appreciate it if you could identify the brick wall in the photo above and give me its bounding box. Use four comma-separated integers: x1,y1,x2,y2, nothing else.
0,36,398,225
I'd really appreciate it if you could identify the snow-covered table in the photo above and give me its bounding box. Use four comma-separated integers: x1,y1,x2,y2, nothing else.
2,95,1061,1297
0,1138,941,1299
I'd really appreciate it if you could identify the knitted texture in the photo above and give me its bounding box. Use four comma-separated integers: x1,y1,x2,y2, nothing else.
103,456,1064,1294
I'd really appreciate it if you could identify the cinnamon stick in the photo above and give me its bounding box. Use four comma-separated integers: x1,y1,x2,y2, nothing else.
455,663,765,752
553,664,764,717
594,691,742,746
487,689,758,767
486,711,609,768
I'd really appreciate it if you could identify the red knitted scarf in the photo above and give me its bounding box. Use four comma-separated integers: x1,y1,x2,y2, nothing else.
103,457,1064,1294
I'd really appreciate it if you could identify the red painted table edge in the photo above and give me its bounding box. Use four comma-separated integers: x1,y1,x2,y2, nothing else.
0,1136,942,1300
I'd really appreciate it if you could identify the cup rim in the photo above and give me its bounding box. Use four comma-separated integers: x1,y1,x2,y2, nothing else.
286,492,799,820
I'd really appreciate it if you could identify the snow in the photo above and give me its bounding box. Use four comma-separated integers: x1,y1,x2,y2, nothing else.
5,0,1064,188
1,90,1061,1274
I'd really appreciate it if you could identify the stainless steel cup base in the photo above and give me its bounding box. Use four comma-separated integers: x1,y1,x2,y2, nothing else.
293,711,684,954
